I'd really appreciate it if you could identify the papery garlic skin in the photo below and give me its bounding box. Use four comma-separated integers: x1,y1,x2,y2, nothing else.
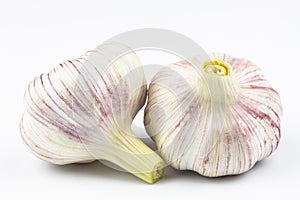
145,53,282,177
20,43,164,183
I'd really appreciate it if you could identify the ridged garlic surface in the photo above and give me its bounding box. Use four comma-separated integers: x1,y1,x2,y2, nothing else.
20,44,164,183
145,53,282,177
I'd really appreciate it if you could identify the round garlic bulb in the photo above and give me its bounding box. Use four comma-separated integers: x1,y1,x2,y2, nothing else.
145,53,282,177
20,43,164,183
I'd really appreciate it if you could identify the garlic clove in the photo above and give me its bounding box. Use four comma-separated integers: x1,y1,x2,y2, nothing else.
20,43,164,184
144,53,282,177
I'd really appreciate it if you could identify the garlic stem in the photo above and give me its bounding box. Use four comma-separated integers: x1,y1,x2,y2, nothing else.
101,129,164,184
202,58,237,105
200,58,237,154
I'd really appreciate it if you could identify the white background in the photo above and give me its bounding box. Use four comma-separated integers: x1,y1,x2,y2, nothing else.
1,0,299,199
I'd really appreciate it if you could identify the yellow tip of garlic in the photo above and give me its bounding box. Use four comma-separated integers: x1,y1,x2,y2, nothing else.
203,58,231,76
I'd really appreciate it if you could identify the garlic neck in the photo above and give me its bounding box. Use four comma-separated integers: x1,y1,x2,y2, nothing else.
97,128,164,184
199,58,238,141
201,58,238,106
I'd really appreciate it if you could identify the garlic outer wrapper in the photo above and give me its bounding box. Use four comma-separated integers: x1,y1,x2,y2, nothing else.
145,53,282,177
20,43,164,184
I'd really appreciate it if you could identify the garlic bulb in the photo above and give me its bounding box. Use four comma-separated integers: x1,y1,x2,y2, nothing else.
144,53,282,177
20,43,164,183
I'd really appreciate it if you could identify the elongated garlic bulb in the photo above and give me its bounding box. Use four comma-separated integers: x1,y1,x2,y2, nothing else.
20,43,164,183
145,53,282,177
